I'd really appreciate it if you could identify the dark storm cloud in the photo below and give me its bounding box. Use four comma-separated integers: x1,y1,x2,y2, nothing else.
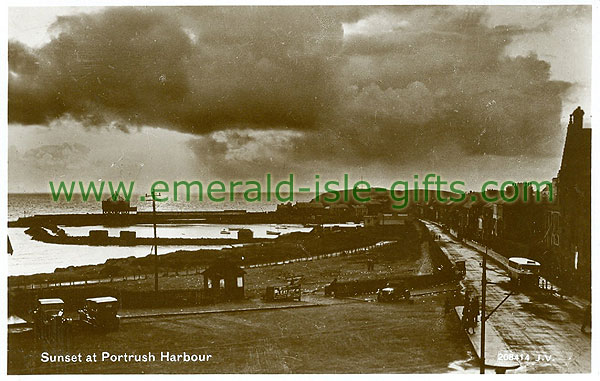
9,8,194,128
296,6,571,164
9,7,344,132
9,6,574,176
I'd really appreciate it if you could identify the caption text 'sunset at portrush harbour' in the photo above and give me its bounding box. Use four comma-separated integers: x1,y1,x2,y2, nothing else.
41,351,213,363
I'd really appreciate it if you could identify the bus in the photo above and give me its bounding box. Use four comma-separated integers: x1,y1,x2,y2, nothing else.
507,257,541,290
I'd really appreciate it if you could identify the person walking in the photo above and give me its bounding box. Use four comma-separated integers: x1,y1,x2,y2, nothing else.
469,302,477,332
469,298,477,333
462,302,472,333
473,296,480,323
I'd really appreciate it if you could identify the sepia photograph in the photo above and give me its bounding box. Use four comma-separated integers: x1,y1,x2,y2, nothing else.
3,1,595,375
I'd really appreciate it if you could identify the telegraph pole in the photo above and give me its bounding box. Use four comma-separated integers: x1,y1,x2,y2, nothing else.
480,243,487,374
478,219,517,373
145,192,160,292
479,218,491,374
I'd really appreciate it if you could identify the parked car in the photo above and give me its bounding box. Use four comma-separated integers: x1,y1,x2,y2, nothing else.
33,298,65,322
32,298,68,340
377,287,410,302
78,296,120,331
454,260,467,279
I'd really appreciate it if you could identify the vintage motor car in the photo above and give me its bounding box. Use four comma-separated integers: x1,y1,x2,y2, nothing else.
507,257,541,290
454,260,467,279
33,298,65,322
78,296,120,331
377,287,411,302
32,298,68,340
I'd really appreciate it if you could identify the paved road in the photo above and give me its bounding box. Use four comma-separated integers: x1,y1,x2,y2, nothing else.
423,221,591,373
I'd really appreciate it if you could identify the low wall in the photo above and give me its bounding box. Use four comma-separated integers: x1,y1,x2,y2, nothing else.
332,272,454,297
332,221,457,297
8,286,215,316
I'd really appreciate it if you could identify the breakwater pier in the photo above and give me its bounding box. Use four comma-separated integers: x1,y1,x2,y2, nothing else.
9,209,362,228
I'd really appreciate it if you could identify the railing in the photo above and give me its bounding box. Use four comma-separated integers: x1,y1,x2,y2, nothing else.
9,241,396,291
243,241,395,269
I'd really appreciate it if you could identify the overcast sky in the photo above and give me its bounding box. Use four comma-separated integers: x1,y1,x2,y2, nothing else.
7,5,592,193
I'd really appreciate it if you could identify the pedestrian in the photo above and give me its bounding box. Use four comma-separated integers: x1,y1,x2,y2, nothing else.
472,296,480,323
465,298,473,333
462,303,471,332
469,302,477,331
367,258,375,271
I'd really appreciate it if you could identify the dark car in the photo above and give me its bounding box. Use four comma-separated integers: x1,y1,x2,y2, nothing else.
78,296,120,331
454,260,467,279
33,298,65,322
377,287,411,302
32,298,68,340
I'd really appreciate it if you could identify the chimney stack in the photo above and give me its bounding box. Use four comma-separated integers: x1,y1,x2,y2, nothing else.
572,106,584,129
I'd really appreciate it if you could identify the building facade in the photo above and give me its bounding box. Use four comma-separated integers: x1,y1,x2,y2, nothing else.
544,107,591,297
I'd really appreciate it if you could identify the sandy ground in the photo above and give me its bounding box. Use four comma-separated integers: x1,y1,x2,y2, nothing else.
9,294,476,374
9,234,481,374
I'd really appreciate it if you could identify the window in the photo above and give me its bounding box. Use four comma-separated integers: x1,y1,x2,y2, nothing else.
237,276,243,288
207,279,212,289
219,278,225,288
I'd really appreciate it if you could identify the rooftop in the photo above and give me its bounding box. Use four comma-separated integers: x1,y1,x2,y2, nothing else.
37,298,64,305
86,296,118,304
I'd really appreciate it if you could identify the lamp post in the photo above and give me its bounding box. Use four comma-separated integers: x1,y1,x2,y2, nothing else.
479,215,516,373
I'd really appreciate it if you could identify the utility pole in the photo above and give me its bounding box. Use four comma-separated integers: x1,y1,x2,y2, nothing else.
145,192,160,292
478,219,516,374
480,243,487,374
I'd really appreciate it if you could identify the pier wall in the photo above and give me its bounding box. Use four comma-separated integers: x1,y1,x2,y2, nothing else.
23,225,265,246
9,210,363,228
